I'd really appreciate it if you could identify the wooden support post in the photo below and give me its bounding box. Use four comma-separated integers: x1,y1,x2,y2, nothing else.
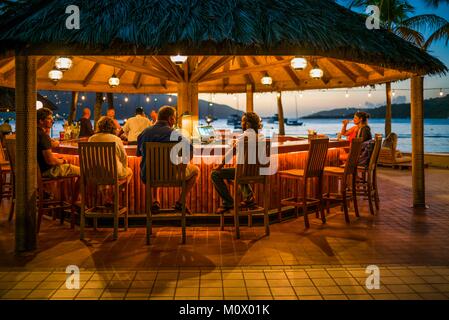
385,82,392,137
15,55,37,253
94,92,103,129
246,84,254,113
411,76,426,207
177,82,199,136
67,91,79,125
277,92,286,136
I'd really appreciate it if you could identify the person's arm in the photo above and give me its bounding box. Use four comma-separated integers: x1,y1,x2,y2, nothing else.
215,140,236,170
42,149,65,166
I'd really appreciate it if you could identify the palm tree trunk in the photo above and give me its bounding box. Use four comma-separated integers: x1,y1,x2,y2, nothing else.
385,82,392,137
277,91,285,136
67,91,78,125
107,93,114,109
411,76,426,207
94,92,103,129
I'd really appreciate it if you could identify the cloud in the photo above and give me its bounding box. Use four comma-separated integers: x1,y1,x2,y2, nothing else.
393,96,407,104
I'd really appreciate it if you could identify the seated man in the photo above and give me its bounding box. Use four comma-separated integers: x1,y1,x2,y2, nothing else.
78,107,94,138
137,106,199,213
119,106,151,144
106,108,121,135
37,108,80,197
0,119,12,135
211,112,264,214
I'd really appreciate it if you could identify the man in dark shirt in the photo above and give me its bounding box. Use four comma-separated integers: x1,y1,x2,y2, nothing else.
37,108,80,188
137,106,198,213
78,108,94,138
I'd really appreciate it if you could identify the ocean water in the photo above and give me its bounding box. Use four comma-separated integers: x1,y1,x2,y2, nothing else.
6,118,449,153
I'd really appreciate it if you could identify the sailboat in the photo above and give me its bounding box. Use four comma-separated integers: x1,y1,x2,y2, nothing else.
286,95,303,126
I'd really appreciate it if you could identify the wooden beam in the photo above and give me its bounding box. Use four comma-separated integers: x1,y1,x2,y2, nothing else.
369,65,385,77
274,57,301,87
83,56,176,81
82,62,101,87
15,55,37,252
201,59,289,82
222,62,230,89
183,58,190,82
327,59,358,83
160,79,167,89
196,56,234,83
349,63,370,79
117,56,135,78
190,57,223,83
315,59,332,85
0,57,13,70
160,56,184,82
237,57,255,86
36,57,51,71
149,57,182,82
246,83,254,112
251,56,276,88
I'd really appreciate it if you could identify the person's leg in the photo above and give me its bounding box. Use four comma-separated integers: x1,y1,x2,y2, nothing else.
176,164,199,204
211,167,235,208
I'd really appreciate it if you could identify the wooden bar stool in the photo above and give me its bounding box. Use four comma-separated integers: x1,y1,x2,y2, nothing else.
3,138,15,221
278,138,329,228
323,138,363,223
224,137,271,239
145,142,189,245
0,140,13,203
79,142,129,240
356,135,383,216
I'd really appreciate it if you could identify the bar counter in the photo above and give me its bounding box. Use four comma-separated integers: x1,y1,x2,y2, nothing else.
53,137,349,214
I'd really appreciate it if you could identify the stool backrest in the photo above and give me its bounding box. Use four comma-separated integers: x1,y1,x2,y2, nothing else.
369,135,383,171
145,142,187,187
305,138,329,178
345,138,363,175
235,136,271,184
79,142,117,186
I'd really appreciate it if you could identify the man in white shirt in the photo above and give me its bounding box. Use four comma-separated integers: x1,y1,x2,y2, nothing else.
120,107,151,144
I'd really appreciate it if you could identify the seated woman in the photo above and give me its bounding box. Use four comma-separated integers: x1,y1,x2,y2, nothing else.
339,111,372,162
88,116,133,182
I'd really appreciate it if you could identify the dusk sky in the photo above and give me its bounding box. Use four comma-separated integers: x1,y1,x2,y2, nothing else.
207,0,449,118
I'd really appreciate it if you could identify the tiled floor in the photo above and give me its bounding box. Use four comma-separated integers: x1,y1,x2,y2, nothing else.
1,168,449,300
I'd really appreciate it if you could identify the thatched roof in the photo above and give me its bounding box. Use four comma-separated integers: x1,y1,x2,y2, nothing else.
0,0,446,94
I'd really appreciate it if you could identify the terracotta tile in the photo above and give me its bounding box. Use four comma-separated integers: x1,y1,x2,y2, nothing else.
386,285,414,294
223,279,246,288
51,290,79,299
323,295,348,300
12,281,40,290
246,287,272,296
371,294,398,300
334,278,359,286
1,290,32,299
175,287,199,297
410,284,439,293
274,295,297,300
264,272,287,280
83,281,109,289
285,271,309,279
223,287,247,297
340,286,368,295
22,272,51,282
200,287,223,297
432,284,449,293
200,280,223,288
396,293,422,300
421,276,447,284
270,287,295,296
77,288,104,298
245,279,269,288
243,273,266,280
299,295,323,300
317,286,343,295
312,278,336,286
294,286,320,296
26,289,56,299
222,272,244,280
268,279,291,287
135,272,157,281
346,294,373,300
419,293,448,300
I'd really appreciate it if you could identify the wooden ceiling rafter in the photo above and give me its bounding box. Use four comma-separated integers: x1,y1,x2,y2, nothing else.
348,62,370,79
83,56,176,81
190,56,224,83
315,58,332,85
222,62,230,89
196,56,234,83
237,56,255,86
326,58,358,83
147,56,179,81
117,56,135,78
274,56,301,87
82,62,101,87
160,56,184,82
201,58,289,83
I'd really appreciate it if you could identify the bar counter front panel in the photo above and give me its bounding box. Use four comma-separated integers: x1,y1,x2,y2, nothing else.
53,139,348,214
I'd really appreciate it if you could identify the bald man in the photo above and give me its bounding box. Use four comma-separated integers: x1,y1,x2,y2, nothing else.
78,108,94,138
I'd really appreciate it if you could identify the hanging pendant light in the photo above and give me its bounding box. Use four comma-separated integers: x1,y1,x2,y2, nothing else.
55,56,73,71
48,69,63,83
309,68,324,79
392,90,396,97
291,57,307,70
261,73,273,86
368,90,372,98
108,73,120,88
345,90,349,98
146,96,151,103
170,54,188,65
439,88,444,97
168,96,173,103
124,96,129,103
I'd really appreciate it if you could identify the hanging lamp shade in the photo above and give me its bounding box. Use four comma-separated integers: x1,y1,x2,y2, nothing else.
309,68,324,79
55,56,73,71
291,57,307,70
48,69,63,83
108,74,120,88
170,54,188,65
261,74,273,86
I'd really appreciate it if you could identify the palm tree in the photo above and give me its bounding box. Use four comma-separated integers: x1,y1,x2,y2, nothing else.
348,0,445,136
424,0,449,7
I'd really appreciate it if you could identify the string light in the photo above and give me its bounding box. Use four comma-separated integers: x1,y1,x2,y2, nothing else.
124,96,129,103
440,89,444,97
392,90,396,97
345,90,349,98
102,96,106,101
168,96,173,103
146,96,150,103
368,90,372,98
299,91,303,98
81,95,86,101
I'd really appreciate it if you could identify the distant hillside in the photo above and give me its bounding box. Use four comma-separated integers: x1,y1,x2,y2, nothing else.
304,95,449,119
39,92,243,120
